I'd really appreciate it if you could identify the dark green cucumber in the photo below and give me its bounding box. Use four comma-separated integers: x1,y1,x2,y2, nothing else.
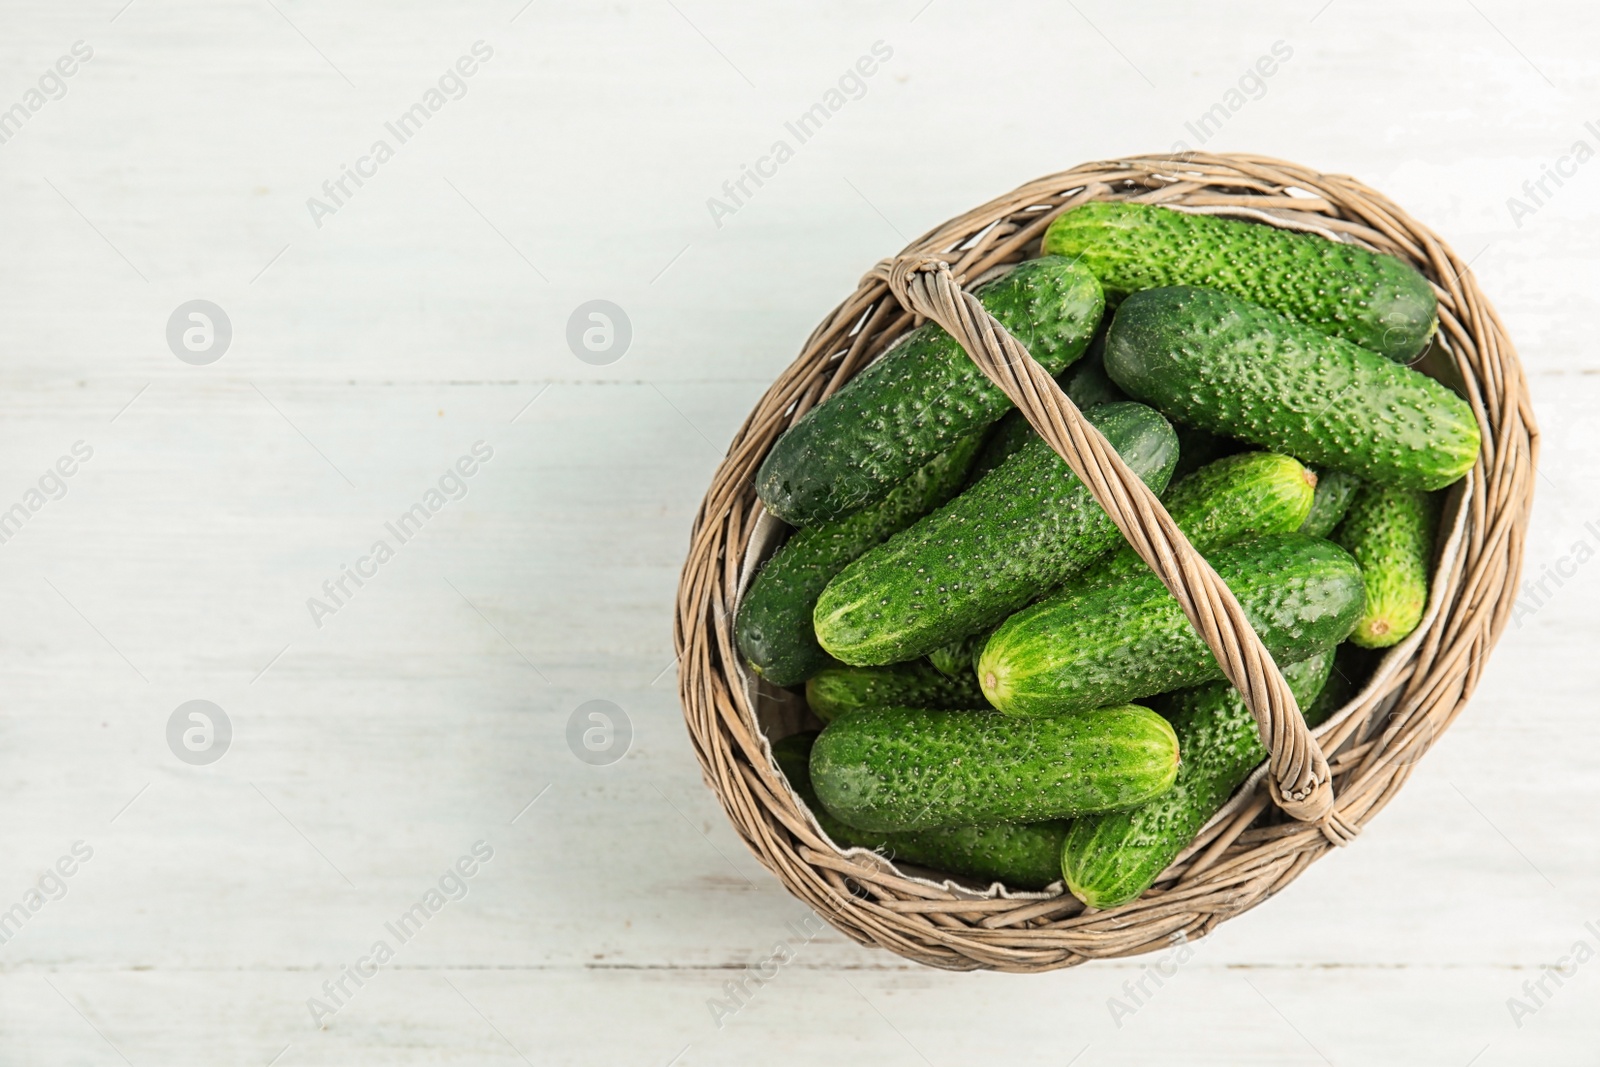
810,705,1179,832
979,534,1365,715
771,732,1066,889
1335,484,1440,648
929,632,988,680
1061,651,1335,909
805,661,988,722
737,434,984,686
756,257,1104,525
1107,289,1478,495
1171,422,1239,480
1041,201,1438,362
1104,286,1479,491
814,402,1178,666
1299,468,1363,538
963,322,1123,484
1080,452,1316,588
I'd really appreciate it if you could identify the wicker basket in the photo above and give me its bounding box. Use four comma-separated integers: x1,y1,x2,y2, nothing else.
674,154,1537,971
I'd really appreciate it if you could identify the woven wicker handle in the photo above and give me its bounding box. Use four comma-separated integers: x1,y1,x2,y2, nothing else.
884,255,1351,840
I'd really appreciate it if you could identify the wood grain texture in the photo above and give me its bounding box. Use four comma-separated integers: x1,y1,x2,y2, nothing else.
0,0,1594,1062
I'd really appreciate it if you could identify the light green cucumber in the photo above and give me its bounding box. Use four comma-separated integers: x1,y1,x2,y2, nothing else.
1061,651,1335,909
810,705,1179,832
814,402,1178,666
755,257,1104,525
1041,201,1438,362
979,534,1365,715
1299,468,1363,538
1103,286,1479,491
736,433,984,686
1335,483,1440,648
805,662,988,722
1080,451,1316,588
770,732,1066,890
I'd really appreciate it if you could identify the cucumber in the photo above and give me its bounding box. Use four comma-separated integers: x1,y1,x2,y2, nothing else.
736,433,984,686
814,402,1179,666
963,324,1123,484
756,257,1104,525
1335,484,1440,648
1104,286,1479,491
979,534,1365,715
810,705,1179,832
1061,651,1335,909
929,632,988,680
805,661,988,722
1298,468,1363,538
1171,422,1239,480
771,732,1067,890
1080,452,1316,588
1041,201,1438,362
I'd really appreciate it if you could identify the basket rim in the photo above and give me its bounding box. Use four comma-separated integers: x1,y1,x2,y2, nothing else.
673,152,1538,972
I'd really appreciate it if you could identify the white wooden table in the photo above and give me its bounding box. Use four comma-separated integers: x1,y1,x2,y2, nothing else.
0,1,1593,1062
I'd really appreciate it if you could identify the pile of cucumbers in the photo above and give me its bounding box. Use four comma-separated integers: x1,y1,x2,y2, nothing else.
737,203,1473,907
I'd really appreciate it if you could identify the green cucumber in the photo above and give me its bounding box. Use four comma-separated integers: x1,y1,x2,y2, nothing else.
961,321,1122,485
1041,201,1438,362
810,705,1179,832
771,732,1066,890
736,433,984,686
1080,452,1316,588
1061,651,1335,909
1335,484,1440,648
979,534,1365,715
1171,422,1239,480
1104,286,1479,491
1298,468,1363,538
929,632,988,680
805,661,987,722
756,257,1104,525
814,402,1179,666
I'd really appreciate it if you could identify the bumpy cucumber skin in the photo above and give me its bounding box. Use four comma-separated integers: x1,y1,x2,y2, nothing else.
770,732,1067,889
1080,452,1316,588
805,661,988,722
755,257,1104,525
1335,483,1440,648
979,534,1365,715
814,403,1178,666
964,326,1124,485
1104,286,1479,491
929,632,988,680
1042,202,1438,362
1061,652,1335,909
810,705,1179,832
736,434,984,686
1299,468,1363,538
